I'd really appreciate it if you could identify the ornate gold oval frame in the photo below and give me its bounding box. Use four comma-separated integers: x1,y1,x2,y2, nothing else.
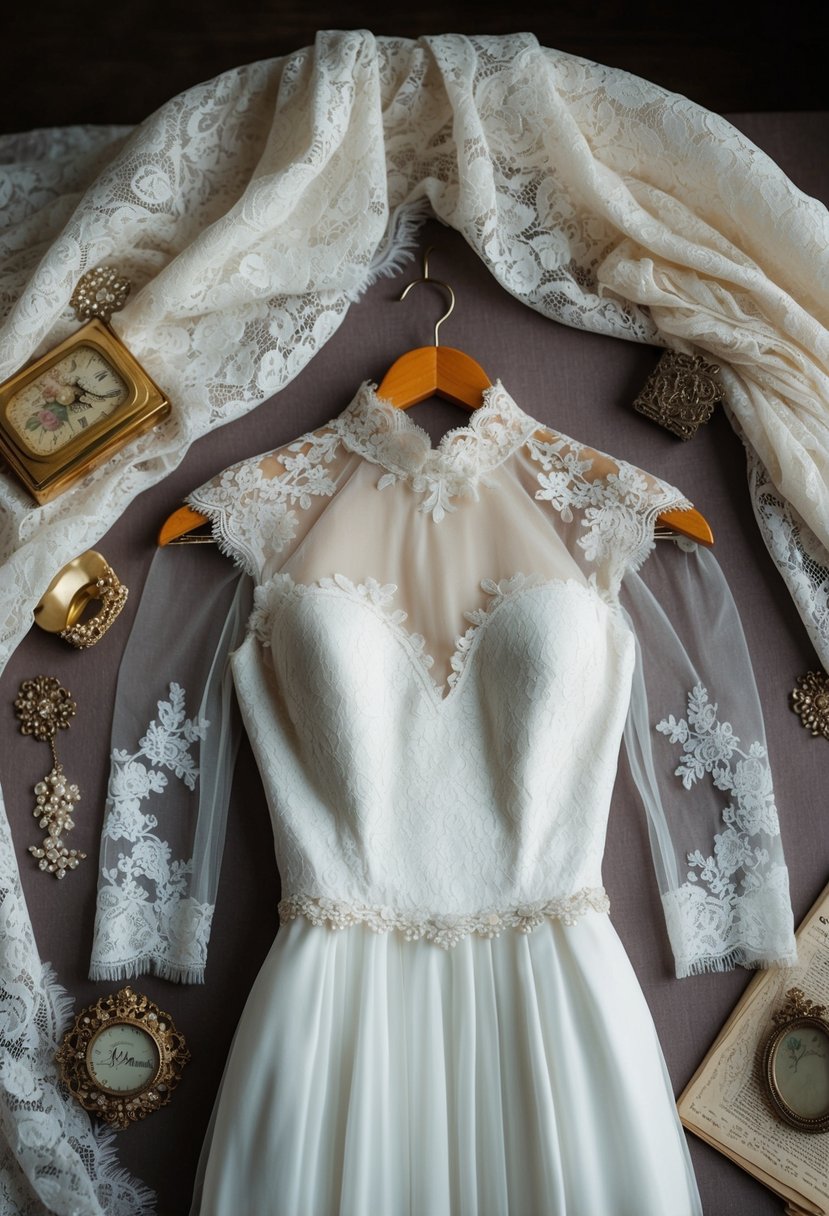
760,988,829,1134
55,985,190,1130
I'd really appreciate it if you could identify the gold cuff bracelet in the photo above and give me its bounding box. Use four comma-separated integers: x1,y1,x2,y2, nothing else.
33,550,128,649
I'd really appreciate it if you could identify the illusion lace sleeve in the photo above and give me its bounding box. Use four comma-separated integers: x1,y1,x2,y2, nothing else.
621,542,797,978
89,545,251,983
89,430,351,983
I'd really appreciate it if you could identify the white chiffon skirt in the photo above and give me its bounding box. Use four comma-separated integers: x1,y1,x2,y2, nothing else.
191,911,701,1216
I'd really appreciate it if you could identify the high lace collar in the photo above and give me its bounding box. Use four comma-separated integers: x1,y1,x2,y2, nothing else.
330,380,540,522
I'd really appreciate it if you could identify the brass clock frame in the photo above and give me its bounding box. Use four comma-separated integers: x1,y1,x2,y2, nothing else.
0,318,169,504
56,986,190,1130
760,987,829,1134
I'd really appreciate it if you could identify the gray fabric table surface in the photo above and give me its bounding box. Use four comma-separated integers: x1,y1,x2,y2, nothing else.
1,111,827,1216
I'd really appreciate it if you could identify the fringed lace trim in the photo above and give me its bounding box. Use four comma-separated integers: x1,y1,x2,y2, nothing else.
278,888,610,949
89,956,206,985
675,946,798,980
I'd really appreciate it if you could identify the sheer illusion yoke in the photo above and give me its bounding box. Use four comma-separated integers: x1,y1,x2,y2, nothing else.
90,381,796,983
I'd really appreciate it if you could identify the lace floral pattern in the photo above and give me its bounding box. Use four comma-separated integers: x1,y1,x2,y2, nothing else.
251,570,436,683
188,427,342,579
1,32,824,1205
250,569,606,701
527,432,691,590
450,573,557,688
279,888,610,950
657,683,796,977
0,792,155,1214
91,684,214,984
331,381,538,521
747,443,829,672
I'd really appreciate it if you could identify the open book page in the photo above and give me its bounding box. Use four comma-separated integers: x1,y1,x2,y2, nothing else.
679,883,829,1216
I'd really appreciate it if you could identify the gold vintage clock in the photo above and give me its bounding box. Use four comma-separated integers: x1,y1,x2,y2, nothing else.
56,986,190,1129
0,269,169,504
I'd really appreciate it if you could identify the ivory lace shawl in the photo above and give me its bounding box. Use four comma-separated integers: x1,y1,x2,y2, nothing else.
0,30,827,1215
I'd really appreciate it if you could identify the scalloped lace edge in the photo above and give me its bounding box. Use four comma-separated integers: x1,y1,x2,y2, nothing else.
278,888,610,949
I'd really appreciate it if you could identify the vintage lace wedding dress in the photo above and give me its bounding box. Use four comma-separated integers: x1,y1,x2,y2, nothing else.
90,381,797,1215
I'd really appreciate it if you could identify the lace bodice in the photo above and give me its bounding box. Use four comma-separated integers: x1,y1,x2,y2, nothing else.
90,382,797,981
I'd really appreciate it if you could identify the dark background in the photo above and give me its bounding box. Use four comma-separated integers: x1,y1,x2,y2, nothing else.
1,0,825,135
2,7,827,1216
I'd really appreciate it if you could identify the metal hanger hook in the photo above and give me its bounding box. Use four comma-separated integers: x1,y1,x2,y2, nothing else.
397,247,455,346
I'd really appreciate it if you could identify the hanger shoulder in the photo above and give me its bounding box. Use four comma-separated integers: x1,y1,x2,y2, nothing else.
657,505,714,546
158,504,210,546
435,347,492,409
377,346,491,410
532,425,714,546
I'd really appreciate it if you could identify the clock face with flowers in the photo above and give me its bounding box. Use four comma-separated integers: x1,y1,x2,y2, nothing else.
0,317,169,504
6,345,129,456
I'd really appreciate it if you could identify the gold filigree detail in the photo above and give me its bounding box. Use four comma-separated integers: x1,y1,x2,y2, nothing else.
56,986,190,1130
34,550,129,648
770,987,827,1030
791,670,829,740
14,675,75,743
633,350,724,440
60,567,129,649
70,267,131,324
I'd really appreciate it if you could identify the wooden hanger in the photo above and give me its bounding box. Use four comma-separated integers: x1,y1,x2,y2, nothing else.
375,250,712,547
158,250,713,547
375,249,492,410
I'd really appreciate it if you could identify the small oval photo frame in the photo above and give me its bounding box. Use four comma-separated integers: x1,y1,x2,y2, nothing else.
761,988,829,1134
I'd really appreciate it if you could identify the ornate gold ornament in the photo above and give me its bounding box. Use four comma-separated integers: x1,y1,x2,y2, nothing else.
33,549,128,648
633,350,724,440
69,267,131,324
791,670,829,740
0,269,169,504
55,986,190,1130
14,676,86,878
760,988,829,1133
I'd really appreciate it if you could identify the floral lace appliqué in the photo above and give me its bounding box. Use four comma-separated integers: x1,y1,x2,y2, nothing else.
527,432,691,587
250,569,601,702
188,427,342,578
449,573,550,689
331,382,538,522
91,683,213,984
656,682,796,977
279,887,610,950
251,570,436,681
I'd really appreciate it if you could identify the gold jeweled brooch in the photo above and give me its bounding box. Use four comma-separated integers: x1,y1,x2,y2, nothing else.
791,670,829,741
14,676,87,878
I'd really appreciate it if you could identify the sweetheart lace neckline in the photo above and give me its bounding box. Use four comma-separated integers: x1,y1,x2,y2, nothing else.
250,570,619,704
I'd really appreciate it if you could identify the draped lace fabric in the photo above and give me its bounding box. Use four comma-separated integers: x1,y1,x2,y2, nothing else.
0,34,827,676
745,442,829,664
0,31,824,1212
90,382,796,984
0,806,155,1216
